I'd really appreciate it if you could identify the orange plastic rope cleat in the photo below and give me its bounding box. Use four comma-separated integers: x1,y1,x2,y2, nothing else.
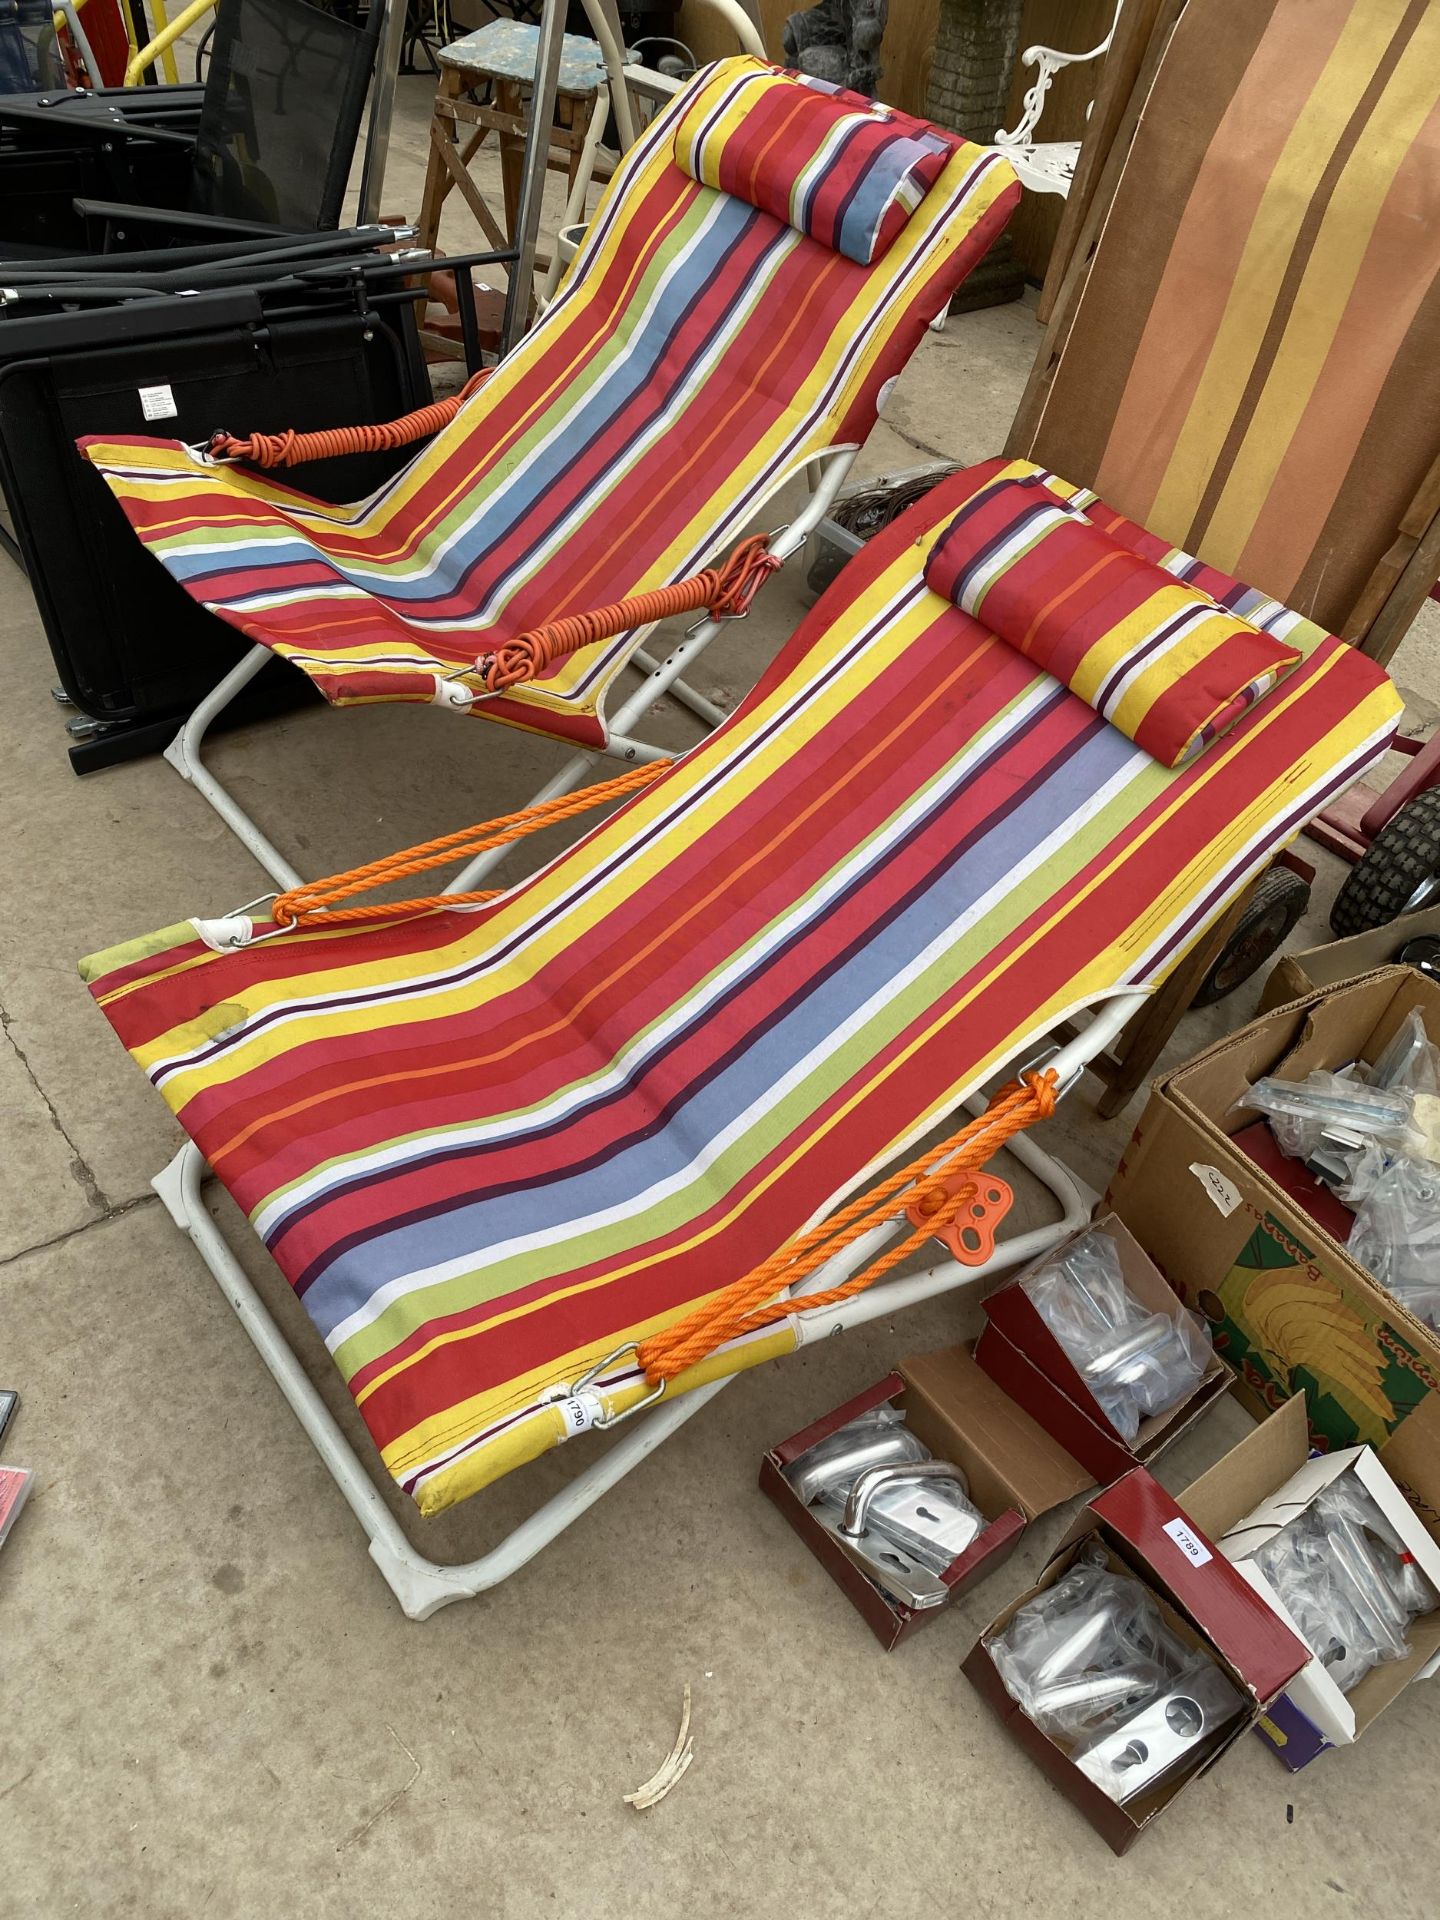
906,1171,1014,1266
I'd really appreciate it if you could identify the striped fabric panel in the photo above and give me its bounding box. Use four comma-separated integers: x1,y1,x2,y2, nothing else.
924,476,1302,768
672,62,956,265
76,58,1017,751
1028,0,1440,633
79,458,1401,1515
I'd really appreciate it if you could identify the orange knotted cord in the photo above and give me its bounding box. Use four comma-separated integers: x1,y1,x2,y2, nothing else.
269,760,669,931
634,1070,1060,1385
208,369,492,469
473,533,781,695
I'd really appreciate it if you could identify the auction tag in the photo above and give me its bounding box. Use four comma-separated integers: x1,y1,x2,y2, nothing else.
555,1396,596,1438
1189,1161,1240,1216
1163,1516,1213,1568
139,384,178,422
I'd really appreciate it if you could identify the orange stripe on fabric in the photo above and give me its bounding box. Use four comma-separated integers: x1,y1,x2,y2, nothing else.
203,631,998,1174
741,89,818,201
1014,546,1129,654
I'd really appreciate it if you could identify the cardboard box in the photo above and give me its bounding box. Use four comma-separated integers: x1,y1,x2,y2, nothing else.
975,1214,1231,1483
1259,904,1440,1014
1106,967,1440,1503
1182,1396,1440,1769
963,1433,1310,1853
760,1343,1091,1649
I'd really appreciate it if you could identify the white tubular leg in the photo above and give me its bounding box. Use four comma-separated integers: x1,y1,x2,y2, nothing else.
164,645,304,892
629,652,729,728
153,1141,730,1620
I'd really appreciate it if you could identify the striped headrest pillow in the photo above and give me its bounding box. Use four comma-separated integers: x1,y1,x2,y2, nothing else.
672,62,959,266
924,477,1303,769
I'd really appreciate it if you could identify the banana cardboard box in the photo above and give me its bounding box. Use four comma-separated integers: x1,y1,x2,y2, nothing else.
1105,967,1440,1547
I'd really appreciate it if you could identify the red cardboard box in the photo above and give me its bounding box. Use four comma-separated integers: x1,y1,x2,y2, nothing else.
964,1424,1310,1853
760,1343,1091,1649
975,1214,1231,1483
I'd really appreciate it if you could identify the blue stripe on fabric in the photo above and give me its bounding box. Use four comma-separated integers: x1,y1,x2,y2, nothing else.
834,134,932,264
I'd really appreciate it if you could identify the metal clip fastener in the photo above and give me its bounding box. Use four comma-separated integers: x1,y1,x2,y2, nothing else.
565,1342,666,1429
191,893,282,952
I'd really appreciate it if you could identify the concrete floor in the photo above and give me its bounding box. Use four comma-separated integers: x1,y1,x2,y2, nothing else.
3,66,1440,1920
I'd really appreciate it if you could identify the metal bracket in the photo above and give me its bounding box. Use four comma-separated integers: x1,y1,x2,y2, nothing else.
1073,1664,1243,1803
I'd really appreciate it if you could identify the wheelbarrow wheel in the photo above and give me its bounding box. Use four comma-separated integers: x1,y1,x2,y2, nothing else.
1193,867,1312,1006
1330,790,1440,938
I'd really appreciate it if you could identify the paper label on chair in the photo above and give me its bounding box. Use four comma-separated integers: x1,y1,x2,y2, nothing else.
139,384,178,422
1162,1518,1213,1568
1189,1162,1241,1216
555,1396,597,1438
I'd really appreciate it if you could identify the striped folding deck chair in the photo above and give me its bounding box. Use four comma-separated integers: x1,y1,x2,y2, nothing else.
81,456,1400,1618
77,57,1020,892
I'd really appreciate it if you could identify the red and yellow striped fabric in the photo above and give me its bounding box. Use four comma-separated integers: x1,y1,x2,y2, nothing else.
79,460,1400,1514
75,58,1017,750
672,63,955,264
924,475,1302,767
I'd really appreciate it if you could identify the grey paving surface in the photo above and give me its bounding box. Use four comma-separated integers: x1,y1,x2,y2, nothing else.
1,66,1438,1920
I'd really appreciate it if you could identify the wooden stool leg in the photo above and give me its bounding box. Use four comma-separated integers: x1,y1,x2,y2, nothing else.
497,77,524,240
416,68,465,255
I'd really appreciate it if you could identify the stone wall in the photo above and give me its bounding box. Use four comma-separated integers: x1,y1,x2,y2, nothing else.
926,0,1026,310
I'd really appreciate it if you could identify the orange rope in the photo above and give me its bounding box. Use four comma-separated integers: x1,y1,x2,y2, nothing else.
634,1070,1060,1385
270,760,669,931
473,534,781,695
209,369,492,469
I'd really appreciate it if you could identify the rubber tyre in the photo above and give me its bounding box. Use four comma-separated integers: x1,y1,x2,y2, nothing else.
1193,868,1312,1006
1329,790,1440,938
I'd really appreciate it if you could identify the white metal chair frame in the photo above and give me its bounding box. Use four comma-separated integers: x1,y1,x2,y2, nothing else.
151,988,1145,1619
993,0,1124,199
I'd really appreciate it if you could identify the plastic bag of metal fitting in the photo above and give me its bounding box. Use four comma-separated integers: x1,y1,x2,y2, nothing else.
1237,1070,1417,1166
1235,1018,1440,1206
1072,1654,1246,1804
1313,1477,1437,1625
1249,1472,1432,1695
988,1560,1193,1741
1369,1010,1440,1101
1019,1230,1213,1444
782,1404,930,1506
1348,1155,1440,1334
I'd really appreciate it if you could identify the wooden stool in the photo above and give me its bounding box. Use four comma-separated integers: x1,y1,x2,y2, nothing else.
415,20,609,350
